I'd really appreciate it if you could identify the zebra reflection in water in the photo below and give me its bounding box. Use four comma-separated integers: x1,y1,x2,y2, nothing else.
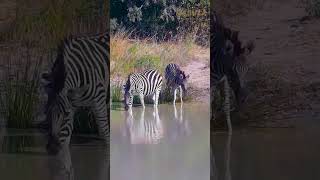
211,135,232,180
48,146,74,180
123,107,164,144
48,145,109,180
169,103,191,141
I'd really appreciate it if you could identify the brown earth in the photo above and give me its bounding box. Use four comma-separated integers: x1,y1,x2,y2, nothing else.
216,0,320,128
182,50,210,103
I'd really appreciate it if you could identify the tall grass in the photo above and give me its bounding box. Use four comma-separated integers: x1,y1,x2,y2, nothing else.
0,45,42,128
110,30,198,78
111,81,123,103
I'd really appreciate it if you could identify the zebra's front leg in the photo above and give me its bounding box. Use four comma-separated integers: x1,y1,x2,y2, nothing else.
92,100,109,144
154,89,160,107
179,85,183,104
173,88,177,104
223,78,232,135
139,93,145,108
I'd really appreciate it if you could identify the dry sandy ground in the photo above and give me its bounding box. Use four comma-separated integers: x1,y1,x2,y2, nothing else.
182,50,210,103
217,0,320,127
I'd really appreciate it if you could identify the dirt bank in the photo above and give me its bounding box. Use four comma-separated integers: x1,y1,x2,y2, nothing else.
217,0,320,127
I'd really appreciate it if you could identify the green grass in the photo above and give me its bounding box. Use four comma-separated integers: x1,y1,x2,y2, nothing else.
111,82,123,103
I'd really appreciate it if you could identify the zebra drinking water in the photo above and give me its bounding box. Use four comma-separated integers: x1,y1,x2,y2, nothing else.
42,32,109,155
211,11,254,134
123,69,162,110
164,63,190,104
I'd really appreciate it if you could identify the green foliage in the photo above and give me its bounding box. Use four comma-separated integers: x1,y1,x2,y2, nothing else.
110,0,209,39
111,83,123,103
134,55,162,70
306,0,320,16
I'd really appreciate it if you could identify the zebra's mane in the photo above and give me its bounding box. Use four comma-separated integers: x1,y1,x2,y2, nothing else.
43,38,69,113
124,74,132,92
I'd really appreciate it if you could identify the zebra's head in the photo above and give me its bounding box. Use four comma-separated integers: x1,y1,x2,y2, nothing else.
42,72,77,155
233,40,255,105
123,76,132,111
178,71,190,94
44,94,74,155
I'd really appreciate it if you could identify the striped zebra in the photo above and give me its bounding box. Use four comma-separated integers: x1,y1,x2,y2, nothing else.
42,32,109,155
164,63,189,104
124,107,163,144
123,69,162,110
211,11,254,134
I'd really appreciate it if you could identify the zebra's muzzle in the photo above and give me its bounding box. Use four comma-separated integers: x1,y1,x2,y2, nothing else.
46,135,61,155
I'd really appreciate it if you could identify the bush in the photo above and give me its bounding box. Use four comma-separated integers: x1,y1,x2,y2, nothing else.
110,0,209,42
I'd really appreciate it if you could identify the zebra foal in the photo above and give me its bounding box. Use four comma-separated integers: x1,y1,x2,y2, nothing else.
123,69,163,110
165,63,189,104
211,11,254,134
42,32,109,154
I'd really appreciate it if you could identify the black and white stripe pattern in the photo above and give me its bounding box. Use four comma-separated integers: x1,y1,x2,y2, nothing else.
123,69,162,110
211,11,242,134
165,63,189,104
42,32,109,154
211,11,254,134
124,107,163,144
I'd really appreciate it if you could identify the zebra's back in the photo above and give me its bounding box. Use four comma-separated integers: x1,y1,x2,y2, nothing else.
129,69,162,96
63,33,109,89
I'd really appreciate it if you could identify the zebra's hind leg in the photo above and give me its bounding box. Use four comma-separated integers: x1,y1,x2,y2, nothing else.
223,77,232,135
173,88,177,104
92,99,109,144
154,89,160,107
179,85,183,104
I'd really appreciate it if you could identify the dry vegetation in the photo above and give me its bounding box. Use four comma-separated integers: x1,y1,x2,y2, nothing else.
110,30,207,103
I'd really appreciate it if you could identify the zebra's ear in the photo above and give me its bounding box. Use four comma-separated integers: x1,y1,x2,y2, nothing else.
186,74,190,79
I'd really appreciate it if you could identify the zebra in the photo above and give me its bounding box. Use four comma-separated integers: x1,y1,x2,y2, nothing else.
164,63,190,104
124,107,163,144
211,11,254,134
123,69,163,110
42,32,109,155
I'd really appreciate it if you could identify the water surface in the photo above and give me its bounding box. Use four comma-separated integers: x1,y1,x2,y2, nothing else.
212,115,320,180
0,129,108,180
111,103,210,180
